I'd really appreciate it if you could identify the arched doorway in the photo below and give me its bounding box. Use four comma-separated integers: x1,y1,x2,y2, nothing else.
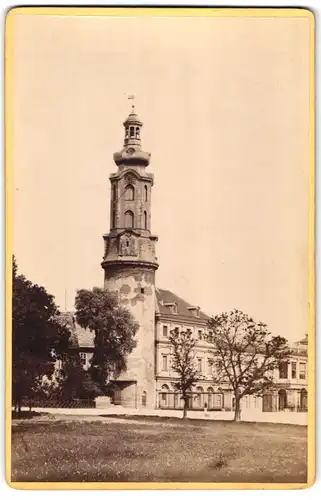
215,388,224,409
108,384,121,405
195,386,204,408
160,384,169,407
300,388,307,410
207,387,214,409
142,391,147,407
278,389,287,411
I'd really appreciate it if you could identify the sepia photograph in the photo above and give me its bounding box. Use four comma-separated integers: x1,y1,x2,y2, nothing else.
6,7,315,488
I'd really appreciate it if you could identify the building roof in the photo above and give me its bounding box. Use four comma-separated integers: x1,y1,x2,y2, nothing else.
155,288,211,324
63,288,211,349
60,311,94,349
295,334,308,345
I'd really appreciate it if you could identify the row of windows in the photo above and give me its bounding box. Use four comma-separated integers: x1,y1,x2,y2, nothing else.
111,210,148,230
112,184,148,202
279,361,307,380
161,354,214,375
160,354,307,380
161,325,213,342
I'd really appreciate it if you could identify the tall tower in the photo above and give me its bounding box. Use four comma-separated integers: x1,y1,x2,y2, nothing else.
101,104,158,408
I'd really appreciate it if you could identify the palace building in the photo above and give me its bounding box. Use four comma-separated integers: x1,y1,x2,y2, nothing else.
66,106,308,414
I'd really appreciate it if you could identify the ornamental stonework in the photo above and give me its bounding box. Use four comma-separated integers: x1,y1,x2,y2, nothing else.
124,173,137,185
119,233,138,257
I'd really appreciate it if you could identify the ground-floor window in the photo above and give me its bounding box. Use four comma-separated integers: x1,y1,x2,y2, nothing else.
278,389,287,410
300,388,307,410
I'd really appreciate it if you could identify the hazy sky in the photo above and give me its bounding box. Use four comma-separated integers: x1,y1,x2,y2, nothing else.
11,13,311,341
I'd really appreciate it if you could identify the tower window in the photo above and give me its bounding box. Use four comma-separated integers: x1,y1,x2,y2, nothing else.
143,210,148,229
130,127,135,138
144,185,148,202
112,209,116,229
141,287,145,294
125,184,134,201
136,127,140,139
124,210,134,228
112,184,117,201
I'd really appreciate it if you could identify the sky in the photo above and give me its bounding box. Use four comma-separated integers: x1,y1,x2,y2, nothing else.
11,13,311,342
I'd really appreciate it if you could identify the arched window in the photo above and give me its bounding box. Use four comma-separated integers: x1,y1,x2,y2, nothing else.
143,211,148,229
124,210,134,228
125,127,129,139
144,185,148,202
136,127,140,139
130,126,135,138
125,184,134,201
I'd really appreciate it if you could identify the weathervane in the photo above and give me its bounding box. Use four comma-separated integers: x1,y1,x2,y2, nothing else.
128,93,135,112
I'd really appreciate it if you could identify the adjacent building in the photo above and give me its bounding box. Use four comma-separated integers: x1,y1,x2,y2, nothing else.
66,106,308,414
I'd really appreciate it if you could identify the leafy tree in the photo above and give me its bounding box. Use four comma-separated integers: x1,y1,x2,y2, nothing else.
168,328,200,418
208,310,291,421
12,256,70,412
56,351,103,400
75,287,138,393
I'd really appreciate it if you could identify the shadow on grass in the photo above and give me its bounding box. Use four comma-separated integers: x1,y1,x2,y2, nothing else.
12,410,43,420
98,413,305,429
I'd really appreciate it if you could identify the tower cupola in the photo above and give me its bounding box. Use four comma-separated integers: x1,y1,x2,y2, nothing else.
123,105,143,147
113,105,150,167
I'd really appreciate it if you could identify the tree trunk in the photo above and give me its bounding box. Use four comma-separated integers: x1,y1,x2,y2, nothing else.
183,397,188,419
234,396,241,421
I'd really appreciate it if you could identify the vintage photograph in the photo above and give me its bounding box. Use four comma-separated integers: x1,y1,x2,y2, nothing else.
7,7,314,487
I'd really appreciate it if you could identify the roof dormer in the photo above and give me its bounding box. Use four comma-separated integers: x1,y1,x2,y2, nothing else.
163,302,178,315
187,306,200,318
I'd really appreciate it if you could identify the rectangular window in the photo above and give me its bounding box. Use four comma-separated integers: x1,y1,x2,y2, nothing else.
291,362,297,379
279,362,288,379
208,331,213,343
80,353,86,366
207,359,213,376
197,358,203,373
198,330,202,340
163,325,168,337
299,363,306,380
162,355,168,371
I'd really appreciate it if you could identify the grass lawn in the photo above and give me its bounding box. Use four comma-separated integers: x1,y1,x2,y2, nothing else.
11,417,307,483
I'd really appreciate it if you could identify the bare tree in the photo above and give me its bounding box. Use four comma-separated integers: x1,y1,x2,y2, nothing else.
169,328,199,418
208,310,291,421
